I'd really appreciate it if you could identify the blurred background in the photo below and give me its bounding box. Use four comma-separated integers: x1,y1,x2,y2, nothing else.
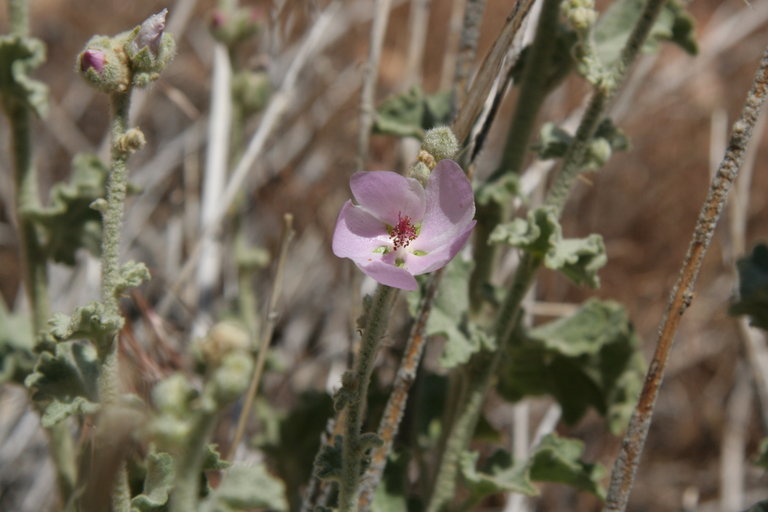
0,0,767,510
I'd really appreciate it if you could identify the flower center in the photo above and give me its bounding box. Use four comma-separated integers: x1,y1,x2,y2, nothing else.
390,213,418,250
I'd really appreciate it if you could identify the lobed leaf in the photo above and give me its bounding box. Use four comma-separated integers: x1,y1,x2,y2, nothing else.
199,464,287,512
497,299,645,433
528,433,606,499
25,154,107,265
373,86,452,139
0,35,48,116
490,207,607,288
24,341,100,426
131,451,175,512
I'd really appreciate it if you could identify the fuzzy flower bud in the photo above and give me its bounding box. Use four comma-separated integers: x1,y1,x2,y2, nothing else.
232,70,271,115
76,36,130,93
193,321,251,368
129,8,167,57
125,9,176,87
210,7,262,46
421,126,459,163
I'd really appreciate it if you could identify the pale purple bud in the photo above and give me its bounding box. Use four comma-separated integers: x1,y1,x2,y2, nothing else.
131,8,167,56
80,49,106,74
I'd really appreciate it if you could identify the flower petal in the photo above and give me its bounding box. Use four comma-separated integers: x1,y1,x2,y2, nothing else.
405,220,475,275
332,201,390,259
350,171,426,225
413,160,475,252
357,260,419,291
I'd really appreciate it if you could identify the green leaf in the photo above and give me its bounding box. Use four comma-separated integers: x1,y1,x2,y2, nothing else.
534,119,629,170
313,434,343,482
25,341,99,426
490,207,606,288
115,261,151,296
592,0,697,69
529,433,606,499
26,154,107,265
497,299,644,433
0,35,48,116
0,302,36,385
200,464,287,512
461,450,538,503
373,86,452,139
131,451,175,512
730,244,768,331
202,443,231,471
49,301,123,347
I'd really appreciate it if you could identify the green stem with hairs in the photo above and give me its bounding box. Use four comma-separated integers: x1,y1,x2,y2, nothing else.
429,0,671,508
469,0,562,313
170,406,219,512
339,284,397,512
97,90,134,512
427,253,539,512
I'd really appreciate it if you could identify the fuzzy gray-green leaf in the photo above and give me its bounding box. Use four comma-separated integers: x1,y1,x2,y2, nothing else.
131,451,175,511
25,341,100,426
0,35,48,116
200,464,287,512
529,433,606,498
25,153,107,265
497,299,644,433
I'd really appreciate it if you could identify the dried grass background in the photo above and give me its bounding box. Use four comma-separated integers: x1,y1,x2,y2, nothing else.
1,0,768,510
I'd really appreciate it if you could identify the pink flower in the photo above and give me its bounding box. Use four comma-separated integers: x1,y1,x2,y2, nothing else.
333,160,476,291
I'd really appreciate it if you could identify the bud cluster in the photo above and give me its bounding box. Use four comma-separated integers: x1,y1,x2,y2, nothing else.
77,9,176,93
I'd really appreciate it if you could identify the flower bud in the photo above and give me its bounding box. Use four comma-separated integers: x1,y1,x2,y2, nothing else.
232,70,271,115
194,321,251,368
209,7,262,47
76,36,130,93
421,126,459,162
211,351,253,405
125,9,176,87
130,8,166,57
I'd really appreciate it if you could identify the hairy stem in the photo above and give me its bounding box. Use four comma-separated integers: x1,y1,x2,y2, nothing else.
339,284,396,512
469,0,560,312
603,41,768,512
97,90,133,512
427,253,538,512
170,407,218,512
358,270,444,511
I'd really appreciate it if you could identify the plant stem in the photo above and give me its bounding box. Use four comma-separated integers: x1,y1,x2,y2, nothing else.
170,406,218,512
469,0,561,313
339,284,396,512
358,269,444,511
427,253,538,512
97,90,133,512
603,41,768,512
